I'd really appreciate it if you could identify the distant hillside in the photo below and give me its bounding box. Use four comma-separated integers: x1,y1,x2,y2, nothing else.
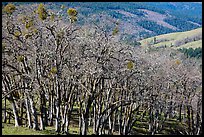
139,28,202,49
4,2,202,41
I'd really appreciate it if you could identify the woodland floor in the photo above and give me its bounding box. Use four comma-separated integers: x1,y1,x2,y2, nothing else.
2,99,188,135
2,111,188,135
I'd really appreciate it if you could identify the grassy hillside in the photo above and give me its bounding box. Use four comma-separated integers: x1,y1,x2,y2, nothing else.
2,124,55,135
178,40,202,49
2,113,188,135
2,123,88,135
139,28,202,49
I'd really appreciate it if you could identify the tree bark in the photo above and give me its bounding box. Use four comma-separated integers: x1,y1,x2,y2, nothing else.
187,105,191,134
79,100,83,135
3,98,7,123
55,76,61,134
179,104,182,122
92,99,97,134
55,99,61,134
25,94,32,128
9,94,20,127
40,93,45,130
61,103,68,133
29,96,39,130
191,106,195,134
49,90,54,126
82,95,93,135
19,101,24,125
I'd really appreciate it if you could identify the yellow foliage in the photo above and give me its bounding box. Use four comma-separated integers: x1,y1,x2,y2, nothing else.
61,5,65,9
70,16,77,23
50,67,57,74
33,28,38,34
22,30,27,36
50,14,55,21
24,33,32,39
20,16,27,24
58,15,62,20
37,3,47,20
67,8,78,23
2,43,6,52
82,95,85,100
175,59,181,65
17,55,24,62
67,8,78,17
14,31,21,37
10,75,15,81
57,30,64,38
19,16,34,29
25,20,33,29
127,61,134,70
112,27,119,35
3,3,16,14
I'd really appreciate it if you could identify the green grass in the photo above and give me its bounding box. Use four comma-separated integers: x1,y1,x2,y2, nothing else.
139,27,202,49
177,39,202,49
2,117,189,135
2,98,189,135
135,121,149,129
132,126,148,135
2,98,12,110
2,123,52,135
2,122,94,135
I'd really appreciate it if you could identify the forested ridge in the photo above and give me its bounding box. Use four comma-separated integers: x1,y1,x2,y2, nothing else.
2,3,202,135
2,2,202,41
